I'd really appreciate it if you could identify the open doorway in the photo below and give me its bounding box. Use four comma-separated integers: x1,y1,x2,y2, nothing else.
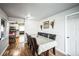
9,20,26,44
19,23,25,43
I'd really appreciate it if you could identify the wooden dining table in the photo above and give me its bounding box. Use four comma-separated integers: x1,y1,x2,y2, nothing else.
31,35,57,55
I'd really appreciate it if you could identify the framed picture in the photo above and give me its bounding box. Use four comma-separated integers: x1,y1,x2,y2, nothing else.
43,21,49,29
51,20,55,28
40,25,42,30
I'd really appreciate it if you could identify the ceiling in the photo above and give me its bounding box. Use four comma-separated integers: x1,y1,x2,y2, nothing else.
0,3,79,20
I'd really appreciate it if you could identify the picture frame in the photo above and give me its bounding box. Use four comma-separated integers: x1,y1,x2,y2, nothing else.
40,25,42,30
43,21,49,29
51,20,55,28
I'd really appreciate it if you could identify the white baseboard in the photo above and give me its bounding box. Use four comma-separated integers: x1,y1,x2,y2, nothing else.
0,44,9,56
56,48,66,55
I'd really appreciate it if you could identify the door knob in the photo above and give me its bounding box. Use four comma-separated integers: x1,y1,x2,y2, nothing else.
67,37,70,38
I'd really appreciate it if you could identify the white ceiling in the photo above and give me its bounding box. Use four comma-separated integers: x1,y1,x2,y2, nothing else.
0,3,79,20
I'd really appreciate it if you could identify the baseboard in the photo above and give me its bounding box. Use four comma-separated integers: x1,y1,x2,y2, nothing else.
0,44,9,56
56,48,66,55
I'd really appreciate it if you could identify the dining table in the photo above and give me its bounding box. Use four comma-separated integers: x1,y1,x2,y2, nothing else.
31,35,57,55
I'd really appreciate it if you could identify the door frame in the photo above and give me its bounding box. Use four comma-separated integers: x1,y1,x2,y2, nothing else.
65,12,79,55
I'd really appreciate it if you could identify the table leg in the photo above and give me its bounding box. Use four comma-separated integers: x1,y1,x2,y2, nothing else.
44,50,49,56
53,47,55,55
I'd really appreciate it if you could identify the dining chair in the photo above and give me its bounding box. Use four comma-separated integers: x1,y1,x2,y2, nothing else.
31,37,38,56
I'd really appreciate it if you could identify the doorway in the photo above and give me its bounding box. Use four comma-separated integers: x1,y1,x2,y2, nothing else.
65,12,79,56
19,24,25,43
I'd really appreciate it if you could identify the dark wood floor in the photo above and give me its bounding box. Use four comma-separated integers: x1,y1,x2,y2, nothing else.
2,37,65,56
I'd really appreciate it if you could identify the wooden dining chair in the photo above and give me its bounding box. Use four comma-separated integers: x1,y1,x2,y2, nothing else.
27,34,29,45
31,37,38,56
28,36,33,49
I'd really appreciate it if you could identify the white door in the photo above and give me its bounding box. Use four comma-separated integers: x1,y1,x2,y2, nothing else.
66,13,79,56
75,14,79,56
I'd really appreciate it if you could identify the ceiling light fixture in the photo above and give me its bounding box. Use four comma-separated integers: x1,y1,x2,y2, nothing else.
25,14,34,19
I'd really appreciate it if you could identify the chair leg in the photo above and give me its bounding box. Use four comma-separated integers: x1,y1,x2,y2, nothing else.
32,49,35,56
53,47,55,55
32,51,35,56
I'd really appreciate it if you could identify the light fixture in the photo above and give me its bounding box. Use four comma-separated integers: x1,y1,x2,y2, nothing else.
25,13,34,19
27,14,31,18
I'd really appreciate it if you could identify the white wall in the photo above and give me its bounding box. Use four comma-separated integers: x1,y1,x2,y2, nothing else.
25,19,40,35
0,8,9,55
0,9,7,20
39,5,79,54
